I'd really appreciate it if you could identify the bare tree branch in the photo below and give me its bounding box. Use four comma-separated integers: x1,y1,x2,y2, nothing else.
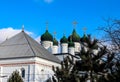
98,18,120,53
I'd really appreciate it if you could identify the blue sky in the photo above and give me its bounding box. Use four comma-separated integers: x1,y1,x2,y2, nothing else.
0,0,120,41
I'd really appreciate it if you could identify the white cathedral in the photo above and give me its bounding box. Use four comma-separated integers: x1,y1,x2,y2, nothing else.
0,25,91,82
41,28,82,60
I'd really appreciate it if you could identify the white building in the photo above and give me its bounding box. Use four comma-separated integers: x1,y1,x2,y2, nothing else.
40,28,81,60
0,30,60,82
40,28,98,61
0,25,98,82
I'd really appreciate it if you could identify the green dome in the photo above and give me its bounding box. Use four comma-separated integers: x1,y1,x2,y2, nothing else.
80,34,88,42
68,29,80,42
41,30,53,41
68,39,75,47
60,35,68,43
53,38,58,46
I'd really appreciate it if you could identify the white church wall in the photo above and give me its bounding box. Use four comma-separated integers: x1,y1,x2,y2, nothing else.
41,41,53,52
61,43,68,53
35,57,60,67
74,42,81,52
0,57,60,82
34,63,54,82
68,47,75,55
0,58,35,82
34,57,60,82
52,46,58,54
1,64,29,82
1,64,39,82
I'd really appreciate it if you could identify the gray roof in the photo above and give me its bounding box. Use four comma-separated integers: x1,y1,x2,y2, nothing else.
0,31,60,63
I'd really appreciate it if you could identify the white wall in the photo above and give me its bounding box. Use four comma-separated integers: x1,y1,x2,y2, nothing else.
41,41,53,52
68,47,75,55
0,57,60,82
61,43,68,53
74,42,80,52
52,46,58,54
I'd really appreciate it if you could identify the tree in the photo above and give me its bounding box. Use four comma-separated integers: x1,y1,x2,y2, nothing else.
97,18,120,82
53,35,115,82
7,70,24,82
52,56,81,82
98,18,120,53
76,35,115,82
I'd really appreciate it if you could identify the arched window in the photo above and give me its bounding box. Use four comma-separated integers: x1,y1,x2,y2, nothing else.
21,68,25,78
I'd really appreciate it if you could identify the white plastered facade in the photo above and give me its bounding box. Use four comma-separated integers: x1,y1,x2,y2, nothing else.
0,57,60,82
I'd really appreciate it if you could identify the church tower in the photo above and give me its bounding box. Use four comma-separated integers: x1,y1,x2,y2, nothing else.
60,35,68,53
68,21,81,53
68,37,75,55
68,29,81,53
41,23,53,52
81,33,88,52
52,32,58,54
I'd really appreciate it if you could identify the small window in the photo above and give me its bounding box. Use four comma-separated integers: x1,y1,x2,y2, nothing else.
21,68,25,78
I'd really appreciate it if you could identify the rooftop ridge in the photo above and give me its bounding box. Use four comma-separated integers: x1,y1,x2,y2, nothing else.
23,31,36,57
0,31,60,63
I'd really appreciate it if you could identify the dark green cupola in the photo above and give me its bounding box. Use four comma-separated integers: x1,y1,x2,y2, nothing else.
53,38,58,46
60,35,68,43
41,29,53,42
68,29,80,42
81,34,88,42
68,36,75,47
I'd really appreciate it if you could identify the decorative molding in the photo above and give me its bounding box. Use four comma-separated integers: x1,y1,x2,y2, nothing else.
0,62,52,67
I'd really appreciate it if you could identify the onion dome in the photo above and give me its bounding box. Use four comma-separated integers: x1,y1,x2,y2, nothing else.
60,35,68,43
68,36,75,47
68,40,75,47
68,29,80,42
80,34,88,42
53,38,58,46
41,29,53,41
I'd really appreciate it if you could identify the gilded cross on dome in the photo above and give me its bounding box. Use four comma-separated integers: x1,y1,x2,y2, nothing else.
72,21,78,29
82,27,87,33
46,21,49,30
63,30,66,36
22,25,24,32
53,31,56,38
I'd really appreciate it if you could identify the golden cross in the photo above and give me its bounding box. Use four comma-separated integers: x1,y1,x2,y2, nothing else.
72,21,78,29
53,31,56,38
46,21,48,30
22,25,24,32
82,27,87,33
63,30,66,36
